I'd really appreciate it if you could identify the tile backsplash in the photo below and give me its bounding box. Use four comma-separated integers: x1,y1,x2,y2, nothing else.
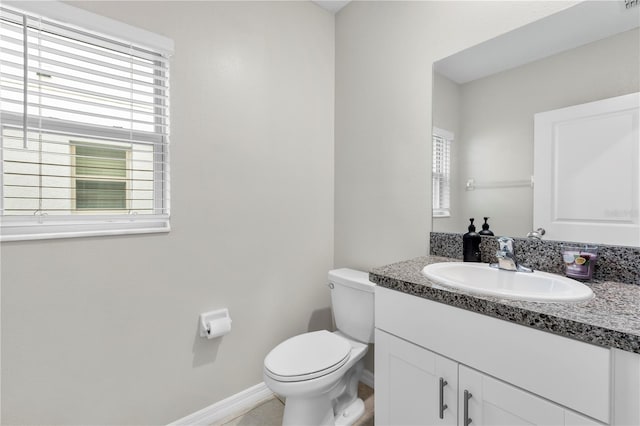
430,232,640,285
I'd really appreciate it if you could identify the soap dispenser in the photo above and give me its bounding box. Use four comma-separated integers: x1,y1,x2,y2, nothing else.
479,217,494,236
463,218,482,262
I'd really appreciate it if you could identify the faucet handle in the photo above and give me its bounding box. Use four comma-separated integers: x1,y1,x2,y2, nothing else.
492,236,533,273
497,236,514,254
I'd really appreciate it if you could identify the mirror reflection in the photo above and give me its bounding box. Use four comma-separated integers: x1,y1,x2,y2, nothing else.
432,1,640,246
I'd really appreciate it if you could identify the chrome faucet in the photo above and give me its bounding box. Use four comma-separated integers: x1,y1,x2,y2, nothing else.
492,237,532,273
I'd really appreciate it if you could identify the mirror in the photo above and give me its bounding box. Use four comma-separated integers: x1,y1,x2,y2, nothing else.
432,1,640,245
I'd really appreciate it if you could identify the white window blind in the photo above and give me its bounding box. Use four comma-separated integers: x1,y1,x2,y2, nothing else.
432,129,452,217
0,4,171,241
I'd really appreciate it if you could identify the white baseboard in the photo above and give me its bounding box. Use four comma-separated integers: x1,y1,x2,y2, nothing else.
361,369,374,389
168,382,274,426
169,370,374,425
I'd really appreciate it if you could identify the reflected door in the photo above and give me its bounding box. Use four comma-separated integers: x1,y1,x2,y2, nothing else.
534,92,640,246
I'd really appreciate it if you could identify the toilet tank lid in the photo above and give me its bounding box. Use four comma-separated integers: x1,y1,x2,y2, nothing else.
328,268,375,293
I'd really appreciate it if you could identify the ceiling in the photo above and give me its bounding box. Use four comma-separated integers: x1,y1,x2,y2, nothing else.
435,0,640,84
312,0,351,14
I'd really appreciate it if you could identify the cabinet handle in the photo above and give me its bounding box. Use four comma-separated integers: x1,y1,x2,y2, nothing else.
463,390,473,426
438,377,448,419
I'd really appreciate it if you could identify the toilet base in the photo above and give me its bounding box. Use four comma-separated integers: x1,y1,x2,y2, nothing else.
281,395,365,426
282,393,335,426
334,398,365,426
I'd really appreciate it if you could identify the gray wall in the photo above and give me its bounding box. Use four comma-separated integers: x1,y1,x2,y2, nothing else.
434,27,640,236
432,72,462,233
1,1,334,424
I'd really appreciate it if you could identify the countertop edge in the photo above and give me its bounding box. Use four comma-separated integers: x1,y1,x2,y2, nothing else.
369,256,640,354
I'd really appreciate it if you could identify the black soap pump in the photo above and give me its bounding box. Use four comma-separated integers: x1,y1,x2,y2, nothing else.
463,218,482,262
479,217,495,236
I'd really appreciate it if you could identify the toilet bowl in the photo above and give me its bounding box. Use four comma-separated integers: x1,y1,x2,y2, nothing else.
263,269,375,426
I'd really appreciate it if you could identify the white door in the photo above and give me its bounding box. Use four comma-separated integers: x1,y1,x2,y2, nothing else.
375,329,457,426
533,92,640,245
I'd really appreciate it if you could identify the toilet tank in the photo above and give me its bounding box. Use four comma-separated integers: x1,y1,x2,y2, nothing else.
328,268,376,343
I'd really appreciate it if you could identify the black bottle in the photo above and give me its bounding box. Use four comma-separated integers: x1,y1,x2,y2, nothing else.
479,217,494,236
463,218,482,262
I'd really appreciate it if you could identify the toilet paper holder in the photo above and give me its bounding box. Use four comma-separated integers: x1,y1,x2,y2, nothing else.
199,308,232,339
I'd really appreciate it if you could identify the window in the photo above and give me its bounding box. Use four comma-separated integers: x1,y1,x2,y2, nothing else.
0,2,173,240
73,143,129,211
432,128,452,217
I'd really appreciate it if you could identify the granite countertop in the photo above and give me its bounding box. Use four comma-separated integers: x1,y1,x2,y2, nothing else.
370,256,640,354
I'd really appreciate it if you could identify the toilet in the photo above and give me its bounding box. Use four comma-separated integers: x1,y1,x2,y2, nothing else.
263,268,375,426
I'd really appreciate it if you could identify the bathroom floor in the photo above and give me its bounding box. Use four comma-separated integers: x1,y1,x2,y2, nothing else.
216,383,374,426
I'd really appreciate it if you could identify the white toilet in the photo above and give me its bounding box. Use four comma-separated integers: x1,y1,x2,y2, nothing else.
263,268,375,426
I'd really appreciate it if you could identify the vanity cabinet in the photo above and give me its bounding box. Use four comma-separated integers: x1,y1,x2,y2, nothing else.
376,329,603,426
375,286,614,426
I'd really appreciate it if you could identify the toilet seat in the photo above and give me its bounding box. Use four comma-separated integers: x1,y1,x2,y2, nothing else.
264,330,351,382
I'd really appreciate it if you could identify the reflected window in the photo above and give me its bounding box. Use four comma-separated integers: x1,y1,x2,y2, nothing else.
432,128,452,217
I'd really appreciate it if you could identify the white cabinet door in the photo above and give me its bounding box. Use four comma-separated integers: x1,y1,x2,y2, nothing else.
459,365,565,426
533,92,640,246
375,329,457,426
458,366,606,426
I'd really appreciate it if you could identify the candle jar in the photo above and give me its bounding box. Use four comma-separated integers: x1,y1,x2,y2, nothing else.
561,245,598,280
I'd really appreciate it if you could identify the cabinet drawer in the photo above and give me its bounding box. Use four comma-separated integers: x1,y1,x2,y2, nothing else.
376,287,611,423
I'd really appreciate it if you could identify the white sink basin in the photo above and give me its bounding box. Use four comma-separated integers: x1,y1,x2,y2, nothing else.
422,262,593,303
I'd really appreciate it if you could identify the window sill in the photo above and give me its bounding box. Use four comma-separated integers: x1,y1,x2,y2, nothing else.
0,216,170,242
433,212,451,218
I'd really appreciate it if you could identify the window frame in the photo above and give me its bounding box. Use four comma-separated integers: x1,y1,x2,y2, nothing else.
0,1,173,241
